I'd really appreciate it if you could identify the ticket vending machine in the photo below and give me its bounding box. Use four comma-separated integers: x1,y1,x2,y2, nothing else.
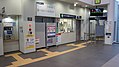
35,17,56,48
4,27,13,40
46,23,56,47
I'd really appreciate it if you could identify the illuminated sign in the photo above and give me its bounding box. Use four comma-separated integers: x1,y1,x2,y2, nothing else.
95,0,101,4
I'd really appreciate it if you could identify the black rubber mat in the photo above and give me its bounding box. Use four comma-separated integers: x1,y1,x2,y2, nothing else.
19,51,47,59
47,45,77,52
21,42,119,67
0,56,16,67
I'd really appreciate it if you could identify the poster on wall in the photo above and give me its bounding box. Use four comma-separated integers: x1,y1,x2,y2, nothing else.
105,21,112,38
105,21,112,33
25,23,35,50
56,33,61,45
36,1,55,17
25,37,35,50
47,38,53,44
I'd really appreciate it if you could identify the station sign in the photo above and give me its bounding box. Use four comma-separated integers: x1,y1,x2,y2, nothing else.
36,1,55,17
60,14,76,19
60,14,81,19
95,0,101,4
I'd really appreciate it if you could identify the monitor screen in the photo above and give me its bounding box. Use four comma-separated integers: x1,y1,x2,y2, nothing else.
7,31,12,34
90,8,104,16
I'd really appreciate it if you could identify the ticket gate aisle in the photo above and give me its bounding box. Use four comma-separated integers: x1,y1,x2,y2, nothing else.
89,17,106,41
2,17,19,53
35,16,56,48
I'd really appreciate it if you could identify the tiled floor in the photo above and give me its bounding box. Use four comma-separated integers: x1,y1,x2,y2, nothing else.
1,40,119,67
19,51,47,59
0,56,16,67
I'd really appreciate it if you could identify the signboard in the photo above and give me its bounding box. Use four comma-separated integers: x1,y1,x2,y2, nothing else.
36,1,55,17
3,22,13,26
95,0,101,4
60,14,76,19
60,14,81,19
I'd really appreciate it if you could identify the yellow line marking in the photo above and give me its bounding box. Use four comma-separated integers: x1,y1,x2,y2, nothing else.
5,53,21,57
37,49,60,56
12,54,24,61
7,58,33,67
10,45,86,66
7,41,91,67
40,49,54,54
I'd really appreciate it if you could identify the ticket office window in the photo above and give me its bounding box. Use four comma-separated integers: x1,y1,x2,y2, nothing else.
58,19,75,33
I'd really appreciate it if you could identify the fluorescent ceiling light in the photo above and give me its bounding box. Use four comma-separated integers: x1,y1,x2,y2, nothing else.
74,2,78,6
116,0,119,1
2,17,15,22
85,5,88,7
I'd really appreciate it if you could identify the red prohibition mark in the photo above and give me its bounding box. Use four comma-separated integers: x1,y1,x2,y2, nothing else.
28,24,32,27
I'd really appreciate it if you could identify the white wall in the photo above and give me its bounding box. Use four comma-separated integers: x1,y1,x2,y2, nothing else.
0,23,3,55
36,0,90,40
36,0,89,18
79,0,93,5
114,1,119,42
19,0,36,53
0,0,21,15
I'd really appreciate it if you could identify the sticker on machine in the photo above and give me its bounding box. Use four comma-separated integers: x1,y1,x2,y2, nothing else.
25,38,35,50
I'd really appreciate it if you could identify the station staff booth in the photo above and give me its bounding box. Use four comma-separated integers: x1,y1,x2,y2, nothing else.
56,14,82,45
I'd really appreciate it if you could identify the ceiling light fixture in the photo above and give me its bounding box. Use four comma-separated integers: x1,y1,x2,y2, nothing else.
85,5,88,7
74,2,78,6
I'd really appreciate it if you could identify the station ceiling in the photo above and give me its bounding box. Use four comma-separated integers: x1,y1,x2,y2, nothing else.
57,0,107,9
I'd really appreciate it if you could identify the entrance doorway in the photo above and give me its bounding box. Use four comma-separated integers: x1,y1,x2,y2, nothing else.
2,16,19,53
89,17,107,42
76,20,81,41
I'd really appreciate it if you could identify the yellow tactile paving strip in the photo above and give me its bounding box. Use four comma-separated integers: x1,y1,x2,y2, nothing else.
6,41,91,67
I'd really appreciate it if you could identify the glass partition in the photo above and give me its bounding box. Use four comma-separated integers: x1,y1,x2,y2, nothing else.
58,19,75,33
